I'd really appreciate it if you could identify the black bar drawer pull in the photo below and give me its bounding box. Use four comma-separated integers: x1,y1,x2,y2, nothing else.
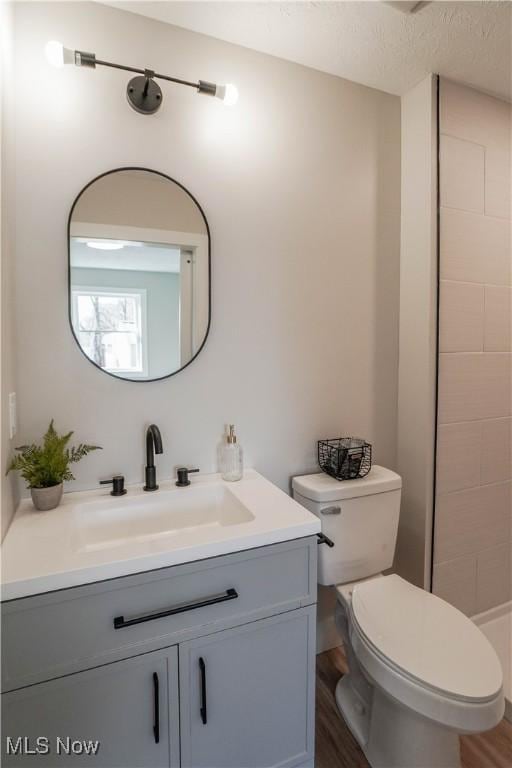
199,657,207,725
113,588,238,629
152,672,160,744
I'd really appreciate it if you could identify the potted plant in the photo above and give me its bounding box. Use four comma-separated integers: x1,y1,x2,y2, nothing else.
7,420,101,511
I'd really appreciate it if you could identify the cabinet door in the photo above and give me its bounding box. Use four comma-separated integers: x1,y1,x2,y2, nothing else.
1,647,179,768
179,607,316,768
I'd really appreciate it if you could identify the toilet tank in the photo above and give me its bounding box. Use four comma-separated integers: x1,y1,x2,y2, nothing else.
292,466,402,586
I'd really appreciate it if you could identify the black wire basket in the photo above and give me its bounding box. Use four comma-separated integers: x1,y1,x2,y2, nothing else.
318,438,372,481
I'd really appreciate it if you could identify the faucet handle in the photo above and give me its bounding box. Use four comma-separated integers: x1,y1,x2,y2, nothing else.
100,475,127,497
176,467,200,487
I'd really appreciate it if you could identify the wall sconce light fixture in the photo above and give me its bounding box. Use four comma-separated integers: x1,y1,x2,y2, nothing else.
45,41,239,114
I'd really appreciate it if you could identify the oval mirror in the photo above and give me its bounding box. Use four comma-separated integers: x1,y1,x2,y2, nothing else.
68,168,210,381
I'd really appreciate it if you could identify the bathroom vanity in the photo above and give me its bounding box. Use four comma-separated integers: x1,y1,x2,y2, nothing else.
1,471,319,768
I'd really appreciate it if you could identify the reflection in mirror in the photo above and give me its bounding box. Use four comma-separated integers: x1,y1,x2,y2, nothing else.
69,169,210,381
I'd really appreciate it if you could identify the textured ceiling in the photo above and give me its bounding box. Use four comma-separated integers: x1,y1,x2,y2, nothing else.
101,1,512,101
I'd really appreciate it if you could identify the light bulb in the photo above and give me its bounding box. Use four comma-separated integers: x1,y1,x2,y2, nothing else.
45,40,74,68
216,83,239,106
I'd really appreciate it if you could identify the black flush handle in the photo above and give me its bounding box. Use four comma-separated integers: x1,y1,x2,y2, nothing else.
317,532,335,548
113,588,238,630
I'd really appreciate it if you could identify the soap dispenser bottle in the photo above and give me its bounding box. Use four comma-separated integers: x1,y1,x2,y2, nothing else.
221,425,243,482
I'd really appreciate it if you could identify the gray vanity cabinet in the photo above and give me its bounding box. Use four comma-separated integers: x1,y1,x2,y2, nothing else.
1,647,180,768
179,607,316,768
1,538,317,768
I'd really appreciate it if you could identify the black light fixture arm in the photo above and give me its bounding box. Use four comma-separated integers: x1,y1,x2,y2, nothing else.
75,50,210,93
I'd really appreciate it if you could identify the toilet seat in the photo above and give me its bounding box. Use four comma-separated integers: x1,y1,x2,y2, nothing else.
350,574,502,701
336,575,504,732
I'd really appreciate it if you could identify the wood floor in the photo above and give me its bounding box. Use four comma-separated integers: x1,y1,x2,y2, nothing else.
315,647,512,768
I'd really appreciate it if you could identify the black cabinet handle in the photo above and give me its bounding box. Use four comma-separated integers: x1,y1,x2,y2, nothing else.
199,657,207,725
152,672,160,744
113,588,238,629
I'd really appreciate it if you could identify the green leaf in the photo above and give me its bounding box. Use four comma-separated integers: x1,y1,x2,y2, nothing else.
6,421,102,489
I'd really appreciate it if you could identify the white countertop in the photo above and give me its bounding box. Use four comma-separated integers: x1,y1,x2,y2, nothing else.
1,470,320,601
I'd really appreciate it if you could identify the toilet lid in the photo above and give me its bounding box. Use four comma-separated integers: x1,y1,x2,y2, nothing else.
351,575,503,701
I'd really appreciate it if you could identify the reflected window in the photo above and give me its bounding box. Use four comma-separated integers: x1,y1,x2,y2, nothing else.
71,288,147,376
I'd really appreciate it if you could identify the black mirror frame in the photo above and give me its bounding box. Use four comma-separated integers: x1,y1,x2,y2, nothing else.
67,167,211,383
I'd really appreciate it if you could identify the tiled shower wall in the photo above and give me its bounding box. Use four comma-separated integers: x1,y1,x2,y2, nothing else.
433,80,511,617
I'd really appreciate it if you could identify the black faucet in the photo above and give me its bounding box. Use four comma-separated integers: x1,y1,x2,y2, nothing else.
176,467,200,487
144,424,163,491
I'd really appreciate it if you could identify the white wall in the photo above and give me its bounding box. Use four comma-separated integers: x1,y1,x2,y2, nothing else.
8,1,400,499
1,0,18,538
395,75,438,589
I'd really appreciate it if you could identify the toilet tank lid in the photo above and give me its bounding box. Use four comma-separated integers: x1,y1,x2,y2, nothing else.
292,466,401,502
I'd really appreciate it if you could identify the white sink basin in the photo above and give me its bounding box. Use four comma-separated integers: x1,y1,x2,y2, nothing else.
1,470,321,599
73,484,254,552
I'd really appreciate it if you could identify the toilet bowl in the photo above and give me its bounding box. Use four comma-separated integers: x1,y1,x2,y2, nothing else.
292,467,505,768
336,575,503,768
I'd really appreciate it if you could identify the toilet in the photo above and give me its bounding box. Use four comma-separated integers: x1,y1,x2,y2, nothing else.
292,466,504,768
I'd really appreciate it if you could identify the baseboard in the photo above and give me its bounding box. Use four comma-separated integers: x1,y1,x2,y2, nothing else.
472,600,512,625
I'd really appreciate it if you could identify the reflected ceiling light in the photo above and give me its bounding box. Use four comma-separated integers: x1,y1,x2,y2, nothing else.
86,241,124,251
45,40,239,114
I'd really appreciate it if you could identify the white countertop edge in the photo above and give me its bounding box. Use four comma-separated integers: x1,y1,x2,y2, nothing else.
1,522,319,601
